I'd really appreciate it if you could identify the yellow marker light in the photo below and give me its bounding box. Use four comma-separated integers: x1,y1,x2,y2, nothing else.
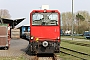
36,38,39,42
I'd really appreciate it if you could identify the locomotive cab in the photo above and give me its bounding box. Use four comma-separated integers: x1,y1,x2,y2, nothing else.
29,9,60,54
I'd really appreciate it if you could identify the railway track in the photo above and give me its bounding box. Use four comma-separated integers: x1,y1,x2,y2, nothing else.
60,46,90,60
36,54,57,60
25,44,60,60
37,57,54,60
24,41,59,60
24,55,58,60
62,40,90,47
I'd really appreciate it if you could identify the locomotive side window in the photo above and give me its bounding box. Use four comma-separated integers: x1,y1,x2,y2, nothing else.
32,13,58,26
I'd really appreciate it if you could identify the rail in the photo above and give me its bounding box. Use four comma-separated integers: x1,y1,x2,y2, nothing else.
60,46,90,60
37,54,57,60
24,54,58,60
25,44,59,60
62,40,90,47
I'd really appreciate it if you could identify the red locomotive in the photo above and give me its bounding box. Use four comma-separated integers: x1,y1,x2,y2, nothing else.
29,9,60,54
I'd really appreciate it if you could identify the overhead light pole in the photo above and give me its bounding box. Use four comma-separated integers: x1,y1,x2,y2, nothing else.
72,0,74,40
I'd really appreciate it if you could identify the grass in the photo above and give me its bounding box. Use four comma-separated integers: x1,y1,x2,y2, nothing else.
58,39,90,60
62,40,90,46
61,35,85,39
57,53,80,60
60,48,90,60
0,56,25,60
61,42,90,55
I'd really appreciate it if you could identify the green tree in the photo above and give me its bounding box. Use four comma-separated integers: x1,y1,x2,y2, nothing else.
76,13,85,34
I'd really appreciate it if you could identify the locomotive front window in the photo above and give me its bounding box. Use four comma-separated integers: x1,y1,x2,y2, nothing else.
32,13,58,26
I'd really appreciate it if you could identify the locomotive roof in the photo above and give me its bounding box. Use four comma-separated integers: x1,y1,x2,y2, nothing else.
31,10,60,13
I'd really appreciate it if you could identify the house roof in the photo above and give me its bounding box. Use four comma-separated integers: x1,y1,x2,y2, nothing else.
0,17,25,28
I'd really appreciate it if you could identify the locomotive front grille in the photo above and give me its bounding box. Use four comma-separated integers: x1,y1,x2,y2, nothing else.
30,41,59,53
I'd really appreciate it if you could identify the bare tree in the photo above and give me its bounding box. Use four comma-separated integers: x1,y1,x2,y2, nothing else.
62,12,73,32
62,11,90,34
0,9,11,18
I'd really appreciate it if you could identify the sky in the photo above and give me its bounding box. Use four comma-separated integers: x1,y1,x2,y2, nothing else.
0,0,90,26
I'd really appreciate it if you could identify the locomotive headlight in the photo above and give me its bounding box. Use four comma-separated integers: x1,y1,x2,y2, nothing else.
31,36,34,39
57,37,60,39
42,41,48,47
